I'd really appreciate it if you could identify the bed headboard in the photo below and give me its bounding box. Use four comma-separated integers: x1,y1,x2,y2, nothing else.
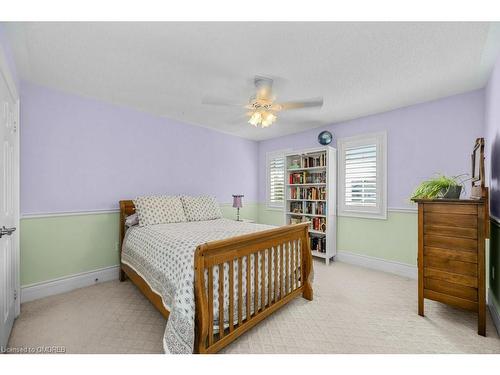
119,200,136,251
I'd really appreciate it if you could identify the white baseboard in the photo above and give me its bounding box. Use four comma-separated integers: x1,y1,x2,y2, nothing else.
488,288,500,335
21,265,120,303
336,250,417,279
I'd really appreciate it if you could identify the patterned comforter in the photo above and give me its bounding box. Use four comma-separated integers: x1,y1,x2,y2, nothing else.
121,218,276,354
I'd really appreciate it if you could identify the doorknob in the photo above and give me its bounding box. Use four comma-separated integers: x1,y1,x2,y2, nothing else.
0,226,16,238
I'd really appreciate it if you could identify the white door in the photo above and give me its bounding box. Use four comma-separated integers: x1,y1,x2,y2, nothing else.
0,56,19,351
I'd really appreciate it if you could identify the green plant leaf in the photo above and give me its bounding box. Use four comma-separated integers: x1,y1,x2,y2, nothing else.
410,173,467,200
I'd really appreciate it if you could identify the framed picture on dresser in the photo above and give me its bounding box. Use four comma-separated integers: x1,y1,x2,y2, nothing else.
471,137,485,199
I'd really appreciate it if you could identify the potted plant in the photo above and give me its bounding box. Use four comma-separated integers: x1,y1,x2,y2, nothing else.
411,174,468,200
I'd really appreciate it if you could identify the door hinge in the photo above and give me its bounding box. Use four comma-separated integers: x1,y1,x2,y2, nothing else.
14,290,17,300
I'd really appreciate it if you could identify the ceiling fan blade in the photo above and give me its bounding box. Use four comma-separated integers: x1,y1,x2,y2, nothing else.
272,98,324,111
227,114,251,125
202,96,246,107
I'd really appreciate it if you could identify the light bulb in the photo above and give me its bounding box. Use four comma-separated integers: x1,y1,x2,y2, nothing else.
266,113,277,123
248,112,262,126
261,112,277,127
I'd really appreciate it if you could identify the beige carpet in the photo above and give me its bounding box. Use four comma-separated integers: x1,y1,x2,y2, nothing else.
7,261,500,354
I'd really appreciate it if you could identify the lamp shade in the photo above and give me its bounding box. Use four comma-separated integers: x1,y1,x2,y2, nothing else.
232,194,244,208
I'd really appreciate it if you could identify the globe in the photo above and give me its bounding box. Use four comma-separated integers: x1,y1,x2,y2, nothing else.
318,131,333,145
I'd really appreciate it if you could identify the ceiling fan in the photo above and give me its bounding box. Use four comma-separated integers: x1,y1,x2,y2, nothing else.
202,76,323,128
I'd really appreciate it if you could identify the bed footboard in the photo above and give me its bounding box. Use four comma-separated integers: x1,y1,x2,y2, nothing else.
193,223,313,354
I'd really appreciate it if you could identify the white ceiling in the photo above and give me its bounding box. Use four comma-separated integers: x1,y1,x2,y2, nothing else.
5,22,500,141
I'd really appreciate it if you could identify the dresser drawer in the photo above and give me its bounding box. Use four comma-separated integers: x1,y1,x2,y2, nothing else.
424,234,477,252
424,254,477,277
424,212,477,228
423,203,478,215
424,246,477,263
424,278,478,302
424,267,477,288
423,224,477,239
424,290,478,312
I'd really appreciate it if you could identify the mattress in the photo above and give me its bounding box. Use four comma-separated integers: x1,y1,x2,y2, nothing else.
121,218,279,354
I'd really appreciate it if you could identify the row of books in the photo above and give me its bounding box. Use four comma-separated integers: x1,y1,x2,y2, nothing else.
303,154,326,168
288,154,326,169
289,171,326,184
311,236,327,253
289,186,326,200
305,201,326,215
289,202,326,215
310,217,327,232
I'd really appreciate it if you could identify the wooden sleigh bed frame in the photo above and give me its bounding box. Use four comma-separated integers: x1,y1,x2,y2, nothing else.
119,200,314,354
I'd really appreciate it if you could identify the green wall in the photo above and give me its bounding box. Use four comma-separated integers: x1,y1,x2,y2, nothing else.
20,203,259,286
337,212,418,265
258,207,285,226
20,213,120,286
20,204,418,287
220,203,259,223
258,205,418,265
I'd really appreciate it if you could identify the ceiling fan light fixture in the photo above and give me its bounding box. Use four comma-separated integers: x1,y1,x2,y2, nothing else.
203,75,322,129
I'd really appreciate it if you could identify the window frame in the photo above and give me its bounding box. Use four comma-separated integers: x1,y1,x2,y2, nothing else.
338,131,387,220
265,149,289,210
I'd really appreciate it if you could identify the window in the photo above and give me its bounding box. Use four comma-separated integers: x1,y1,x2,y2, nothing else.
266,150,286,209
338,132,387,219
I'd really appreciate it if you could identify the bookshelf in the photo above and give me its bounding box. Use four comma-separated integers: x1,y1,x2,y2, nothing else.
284,146,336,264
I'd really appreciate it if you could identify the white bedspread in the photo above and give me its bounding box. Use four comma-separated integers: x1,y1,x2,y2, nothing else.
121,218,278,354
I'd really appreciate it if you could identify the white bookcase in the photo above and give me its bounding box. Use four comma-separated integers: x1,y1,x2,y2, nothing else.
284,146,337,264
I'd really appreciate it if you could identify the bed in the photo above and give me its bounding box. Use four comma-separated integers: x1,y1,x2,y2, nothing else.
119,199,313,354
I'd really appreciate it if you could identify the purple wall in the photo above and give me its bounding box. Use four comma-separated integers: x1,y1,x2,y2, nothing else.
485,56,500,220
21,82,259,214
258,90,485,209
18,74,487,214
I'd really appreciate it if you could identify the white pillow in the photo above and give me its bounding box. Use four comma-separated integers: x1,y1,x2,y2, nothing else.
125,213,139,227
133,195,186,226
180,195,223,221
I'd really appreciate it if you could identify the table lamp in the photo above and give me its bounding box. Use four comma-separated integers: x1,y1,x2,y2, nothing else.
232,194,244,221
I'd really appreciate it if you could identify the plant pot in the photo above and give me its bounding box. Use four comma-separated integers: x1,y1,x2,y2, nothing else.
440,185,462,199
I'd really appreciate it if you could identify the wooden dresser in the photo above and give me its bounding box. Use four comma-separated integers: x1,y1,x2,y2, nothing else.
414,198,487,336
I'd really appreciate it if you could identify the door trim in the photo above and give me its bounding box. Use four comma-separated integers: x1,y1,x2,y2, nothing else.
14,98,20,317
0,48,18,101
0,46,20,319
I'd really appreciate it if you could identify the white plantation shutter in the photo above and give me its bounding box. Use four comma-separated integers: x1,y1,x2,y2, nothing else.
338,132,387,219
345,145,377,207
267,151,286,208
